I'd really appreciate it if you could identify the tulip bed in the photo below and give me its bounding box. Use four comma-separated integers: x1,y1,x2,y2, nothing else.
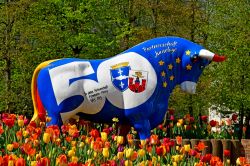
0,113,249,166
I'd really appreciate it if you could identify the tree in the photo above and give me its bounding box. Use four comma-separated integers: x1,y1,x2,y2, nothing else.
205,0,250,139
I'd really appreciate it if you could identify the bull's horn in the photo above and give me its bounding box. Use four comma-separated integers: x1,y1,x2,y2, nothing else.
199,49,226,62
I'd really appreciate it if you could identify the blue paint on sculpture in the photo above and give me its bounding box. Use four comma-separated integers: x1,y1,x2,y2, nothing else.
31,36,226,139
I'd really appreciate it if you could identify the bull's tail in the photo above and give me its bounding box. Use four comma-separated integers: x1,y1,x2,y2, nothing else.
31,60,58,122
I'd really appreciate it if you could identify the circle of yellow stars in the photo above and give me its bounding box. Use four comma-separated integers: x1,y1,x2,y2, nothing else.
158,51,192,88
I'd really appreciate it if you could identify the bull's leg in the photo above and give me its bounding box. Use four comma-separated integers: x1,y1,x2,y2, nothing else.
149,103,168,129
133,119,151,140
46,111,63,127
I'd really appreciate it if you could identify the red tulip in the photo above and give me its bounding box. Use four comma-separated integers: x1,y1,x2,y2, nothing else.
15,157,26,166
209,120,217,127
189,149,198,156
3,118,15,128
201,115,208,122
90,129,100,139
156,146,165,156
224,149,231,157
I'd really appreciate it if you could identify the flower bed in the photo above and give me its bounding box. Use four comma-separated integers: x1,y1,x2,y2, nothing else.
0,113,249,166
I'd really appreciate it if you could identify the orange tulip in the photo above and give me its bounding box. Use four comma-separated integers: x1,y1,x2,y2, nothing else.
176,136,182,145
195,142,207,151
56,154,67,166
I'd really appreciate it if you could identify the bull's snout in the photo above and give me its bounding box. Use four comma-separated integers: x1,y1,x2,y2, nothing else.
180,81,197,94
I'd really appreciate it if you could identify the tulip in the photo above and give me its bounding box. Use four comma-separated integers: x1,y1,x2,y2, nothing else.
209,120,217,127
116,136,124,145
224,149,230,157
43,132,51,144
176,136,182,145
71,156,78,163
184,144,190,152
8,160,14,166
101,132,107,142
138,149,145,157
15,157,26,166
176,122,181,127
124,160,132,166
22,130,29,137
125,148,133,158
151,156,157,165
56,154,67,166
149,134,158,145
7,144,14,152
156,146,165,156
189,149,197,156
79,142,85,148
178,119,184,125
236,157,246,165
130,151,138,161
30,161,37,166
117,152,124,159
68,149,75,157
102,147,110,158
18,119,24,127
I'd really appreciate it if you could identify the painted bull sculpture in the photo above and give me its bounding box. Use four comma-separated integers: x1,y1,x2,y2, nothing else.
31,36,225,139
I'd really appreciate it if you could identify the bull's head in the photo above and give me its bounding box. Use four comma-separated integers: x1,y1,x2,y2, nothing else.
180,47,226,94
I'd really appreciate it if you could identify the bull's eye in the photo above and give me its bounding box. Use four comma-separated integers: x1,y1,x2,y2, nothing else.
200,65,205,70
191,54,199,63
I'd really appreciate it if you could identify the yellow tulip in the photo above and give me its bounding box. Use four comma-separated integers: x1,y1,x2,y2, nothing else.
7,144,14,152
22,130,29,137
117,152,124,159
140,140,146,147
138,149,145,157
71,141,77,147
71,156,78,162
116,136,124,145
8,160,14,166
125,148,133,158
101,132,107,142
93,151,97,158
173,161,178,166
43,132,50,144
184,144,190,152
172,155,180,163
176,122,181,127
178,119,184,125
102,147,109,158
30,161,37,166
18,119,24,127
139,161,145,166
125,160,132,166
68,149,75,157
152,156,157,165
79,142,85,148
